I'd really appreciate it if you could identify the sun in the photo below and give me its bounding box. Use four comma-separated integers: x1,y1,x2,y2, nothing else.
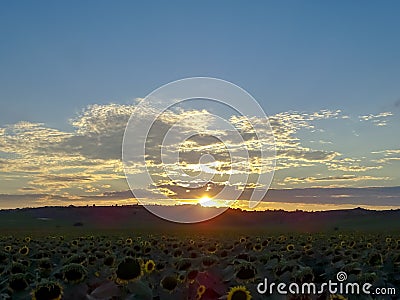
198,196,211,205
197,196,227,208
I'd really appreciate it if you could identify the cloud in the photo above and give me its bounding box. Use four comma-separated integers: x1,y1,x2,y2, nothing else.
359,112,393,126
284,175,390,184
0,103,395,206
39,175,93,182
371,149,400,164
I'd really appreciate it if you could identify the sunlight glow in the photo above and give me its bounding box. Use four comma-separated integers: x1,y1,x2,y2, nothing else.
198,196,211,205
197,196,232,208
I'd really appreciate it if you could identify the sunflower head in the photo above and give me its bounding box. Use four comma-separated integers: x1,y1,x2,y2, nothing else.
227,285,252,300
253,244,262,252
32,281,63,300
207,245,217,253
286,244,295,251
161,275,178,292
202,256,218,268
187,269,198,283
10,262,27,274
115,256,143,284
19,245,29,256
303,243,313,252
278,235,287,242
103,255,115,267
368,252,383,266
196,284,206,299
235,263,256,282
8,273,29,292
177,273,186,283
144,259,155,273
61,263,87,284
38,258,52,270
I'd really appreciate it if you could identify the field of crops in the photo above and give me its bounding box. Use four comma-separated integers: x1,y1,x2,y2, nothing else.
0,232,399,300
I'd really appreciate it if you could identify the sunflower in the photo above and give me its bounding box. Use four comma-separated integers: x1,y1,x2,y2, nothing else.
219,250,228,258
227,286,251,300
197,284,206,298
24,236,31,243
278,235,287,242
10,262,27,274
19,245,29,256
32,281,63,300
393,253,400,265
61,263,87,284
207,245,217,253
348,241,356,248
0,251,7,264
125,238,133,245
8,273,29,292
177,273,186,282
161,275,178,292
303,243,313,251
173,249,183,257
368,252,383,266
4,245,12,252
103,255,115,267
38,258,52,271
115,257,142,284
187,269,198,283
286,244,295,251
253,244,262,252
144,259,155,273
202,256,218,267
236,264,256,282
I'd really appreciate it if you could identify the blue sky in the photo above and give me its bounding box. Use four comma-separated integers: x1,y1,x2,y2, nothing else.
0,1,399,209
1,1,400,125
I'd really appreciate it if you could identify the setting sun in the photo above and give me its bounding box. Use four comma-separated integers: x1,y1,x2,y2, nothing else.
197,196,231,208
198,196,211,205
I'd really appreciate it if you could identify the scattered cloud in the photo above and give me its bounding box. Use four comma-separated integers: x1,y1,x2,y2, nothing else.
359,112,393,126
284,175,390,184
0,103,397,208
371,149,400,164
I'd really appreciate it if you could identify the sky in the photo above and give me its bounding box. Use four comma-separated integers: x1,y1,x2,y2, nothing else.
0,1,400,210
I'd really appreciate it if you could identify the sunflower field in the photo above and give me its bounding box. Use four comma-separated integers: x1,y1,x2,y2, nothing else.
0,233,399,299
